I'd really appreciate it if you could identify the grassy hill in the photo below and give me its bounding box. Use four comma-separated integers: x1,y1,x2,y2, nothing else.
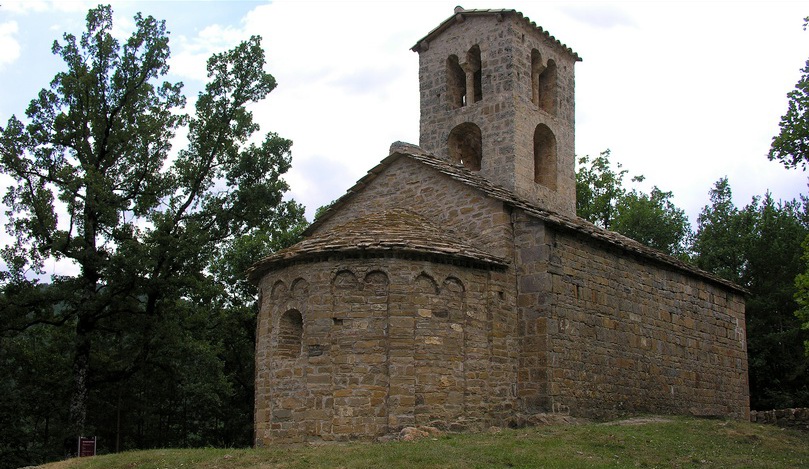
35,416,809,469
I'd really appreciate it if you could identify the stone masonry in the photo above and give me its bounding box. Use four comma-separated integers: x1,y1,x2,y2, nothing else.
249,7,749,445
414,7,579,216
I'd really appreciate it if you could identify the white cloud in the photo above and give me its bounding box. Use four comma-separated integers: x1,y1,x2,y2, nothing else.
2,0,96,14
3,0,809,278
561,4,637,29
0,22,20,67
170,23,249,82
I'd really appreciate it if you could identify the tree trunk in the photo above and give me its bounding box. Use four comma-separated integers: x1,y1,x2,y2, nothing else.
69,316,92,438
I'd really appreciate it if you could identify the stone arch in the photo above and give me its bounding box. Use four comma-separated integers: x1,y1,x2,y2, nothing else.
364,270,390,294
414,274,467,425
539,59,556,114
415,273,439,295
277,309,303,359
271,280,287,301
533,124,557,190
447,54,466,108
531,50,556,114
328,268,391,438
332,270,359,291
441,277,465,322
364,271,390,316
448,122,482,171
530,49,543,106
290,277,309,300
467,45,482,103
443,276,465,293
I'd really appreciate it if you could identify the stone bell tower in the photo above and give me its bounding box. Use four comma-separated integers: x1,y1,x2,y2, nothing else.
412,7,581,216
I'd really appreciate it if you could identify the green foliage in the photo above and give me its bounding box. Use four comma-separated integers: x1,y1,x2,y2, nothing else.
693,179,809,409
576,150,628,230
576,150,692,258
769,58,809,170
314,199,337,221
692,178,750,281
613,186,692,259
0,322,73,467
0,4,304,466
794,234,809,356
769,17,809,169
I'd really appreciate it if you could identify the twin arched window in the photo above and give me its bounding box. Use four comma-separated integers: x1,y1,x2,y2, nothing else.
444,47,558,187
448,46,556,112
447,45,482,108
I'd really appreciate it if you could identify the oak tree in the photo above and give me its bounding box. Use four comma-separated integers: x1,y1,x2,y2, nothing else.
0,4,304,443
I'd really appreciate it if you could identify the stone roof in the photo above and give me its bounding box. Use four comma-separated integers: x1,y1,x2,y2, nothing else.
411,7,581,61
299,145,746,295
247,208,509,283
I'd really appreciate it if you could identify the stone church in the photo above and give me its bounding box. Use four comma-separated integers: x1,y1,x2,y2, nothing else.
248,7,749,444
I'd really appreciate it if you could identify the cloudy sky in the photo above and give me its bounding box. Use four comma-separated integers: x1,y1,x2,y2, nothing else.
1,0,808,276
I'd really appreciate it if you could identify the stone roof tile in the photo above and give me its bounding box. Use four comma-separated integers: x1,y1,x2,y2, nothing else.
411,7,581,61
303,147,746,295
247,208,509,283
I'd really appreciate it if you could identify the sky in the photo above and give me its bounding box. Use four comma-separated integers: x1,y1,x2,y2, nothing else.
0,0,808,277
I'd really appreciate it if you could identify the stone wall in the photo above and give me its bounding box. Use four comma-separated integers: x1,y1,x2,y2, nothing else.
254,257,516,444
415,12,578,216
751,408,809,431
256,151,749,444
513,213,749,419
312,156,514,261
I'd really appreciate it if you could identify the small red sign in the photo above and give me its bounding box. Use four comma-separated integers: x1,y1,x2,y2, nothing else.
78,436,96,457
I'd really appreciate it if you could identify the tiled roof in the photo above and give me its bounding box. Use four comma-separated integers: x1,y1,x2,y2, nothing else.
300,146,746,295
411,7,581,61
247,208,509,283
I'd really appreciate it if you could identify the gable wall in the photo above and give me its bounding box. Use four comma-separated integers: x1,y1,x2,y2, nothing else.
313,157,514,261
514,211,749,419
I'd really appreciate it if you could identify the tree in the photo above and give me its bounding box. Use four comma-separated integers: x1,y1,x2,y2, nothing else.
0,3,304,447
773,15,809,361
769,17,809,170
613,186,692,259
692,178,749,281
576,150,628,230
793,236,809,355
693,179,809,409
576,150,692,258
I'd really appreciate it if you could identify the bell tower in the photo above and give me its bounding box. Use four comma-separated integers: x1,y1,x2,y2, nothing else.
412,7,581,216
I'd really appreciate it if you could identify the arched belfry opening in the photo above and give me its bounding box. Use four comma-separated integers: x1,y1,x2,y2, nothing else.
531,49,543,106
539,60,557,114
448,122,482,171
467,45,482,103
532,49,556,115
534,124,557,189
447,55,466,108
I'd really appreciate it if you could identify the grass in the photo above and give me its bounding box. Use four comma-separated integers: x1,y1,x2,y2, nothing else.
37,416,809,469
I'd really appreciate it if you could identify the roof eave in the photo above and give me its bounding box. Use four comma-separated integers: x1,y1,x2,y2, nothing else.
259,150,744,295
247,245,509,284
411,8,581,62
